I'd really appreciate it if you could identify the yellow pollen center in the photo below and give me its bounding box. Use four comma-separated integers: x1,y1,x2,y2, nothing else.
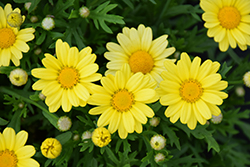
0,149,18,167
57,67,79,89
0,28,16,49
129,50,154,74
180,79,203,103
218,6,241,29
111,89,134,112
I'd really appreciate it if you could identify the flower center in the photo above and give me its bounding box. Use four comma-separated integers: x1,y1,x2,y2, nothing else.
57,67,79,89
0,28,16,49
0,149,18,167
129,50,154,74
7,12,23,27
111,89,134,112
179,79,203,103
218,6,241,29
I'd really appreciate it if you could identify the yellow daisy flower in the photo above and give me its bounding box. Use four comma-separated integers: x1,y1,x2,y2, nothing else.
104,24,176,84
0,127,40,167
31,39,102,113
91,127,111,147
157,52,228,130
41,138,62,159
88,64,158,139
0,3,35,66
200,0,250,52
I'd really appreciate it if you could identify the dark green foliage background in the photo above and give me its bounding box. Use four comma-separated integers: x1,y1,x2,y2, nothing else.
1,0,250,166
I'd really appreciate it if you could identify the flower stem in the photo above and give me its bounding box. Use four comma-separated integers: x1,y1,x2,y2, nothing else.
228,80,243,85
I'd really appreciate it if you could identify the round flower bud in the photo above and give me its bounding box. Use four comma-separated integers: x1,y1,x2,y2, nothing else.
243,71,250,88
149,117,160,127
24,2,32,10
34,48,42,55
92,127,111,147
9,68,28,86
41,138,62,159
39,92,46,100
73,134,80,141
41,17,55,31
79,6,90,18
30,16,38,23
57,116,72,132
18,103,24,109
150,134,166,150
235,86,245,97
154,153,165,163
7,12,23,27
211,113,223,124
81,130,92,143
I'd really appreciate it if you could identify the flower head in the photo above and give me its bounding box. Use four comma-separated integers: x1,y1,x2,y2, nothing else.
150,134,166,150
79,6,90,18
7,12,23,27
81,130,92,142
31,39,102,113
211,113,223,124
0,3,35,66
157,52,228,130
243,71,250,88
0,127,40,167
41,17,55,31
154,153,165,163
57,116,72,131
104,24,176,84
88,64,158,139
200,0,250,52
149,117,160,127
91,127,111,147
9,68,28,86
235,86,245,97
41,138,62,159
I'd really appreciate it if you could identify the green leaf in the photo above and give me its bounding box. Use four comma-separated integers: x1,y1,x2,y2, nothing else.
68,9,79,19
56,131,72,145
105,146,120,165
36,31,47,45
161,123,181,150
8,110,21,132
42,110,59,129
0,117,9,126
219,62,232,79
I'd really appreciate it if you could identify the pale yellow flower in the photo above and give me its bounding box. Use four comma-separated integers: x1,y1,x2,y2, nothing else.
41,138,62,159
243,71,250,87
9,68,28,86
91,127,111,147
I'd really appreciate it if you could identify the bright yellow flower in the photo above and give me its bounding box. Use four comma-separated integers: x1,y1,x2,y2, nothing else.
88,64,158,139
0,127,40,167
40,138,62,159
200,0,250,52
31,39,102,113
0,3,35,66
157,52,228,130
91,127,111,147
104,24,176,84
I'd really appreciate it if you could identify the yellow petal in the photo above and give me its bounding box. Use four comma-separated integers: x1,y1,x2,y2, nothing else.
3,127,15,150
108,111,121,133
160,94,181,106
89,105,111,115
14,131,28,151
130,105,147,124
15,145,35,159
134,88,155,102
122,111,134,133
62,90,72,112
18,158,40,167
180,102,191,124
67,47,79,67
133,102,154,118
195,100,212,120
14,40,29,53
97,108,113,127
201,92,223,105
74,83,90,101
201,73,221,88
87,94,111,105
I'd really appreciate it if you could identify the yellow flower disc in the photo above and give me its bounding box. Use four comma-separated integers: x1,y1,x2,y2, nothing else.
0,150,18,167
218,7,241,29
7,12,23,27
129,50,154,74
57,67,79,89
111,89,134,112
180,79,203,103
0,28,16,49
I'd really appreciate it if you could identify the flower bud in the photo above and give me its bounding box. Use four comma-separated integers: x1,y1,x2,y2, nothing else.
150,134,166,150
79,6,90,18
41,138,62,159
9,68,28,86
41,17,55,31
154,153,165,163
211,113,223,124
92,127,111,147
243,71,250,88
57,116,72,132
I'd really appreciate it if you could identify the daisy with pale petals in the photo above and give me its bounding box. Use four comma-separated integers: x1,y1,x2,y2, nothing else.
104,24,176,84
31,39,102,113
200,0,250,52
0,127,40,167
157,52,228,130
0,3,35,66
88,64,158,139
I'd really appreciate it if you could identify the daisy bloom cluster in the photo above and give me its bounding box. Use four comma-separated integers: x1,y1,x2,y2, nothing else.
150,134,166,150
104,24,176,84
40,138,62,159
0,3,35,66
157,52,228,130
200,0,250,52
0,127,40,167
31,39,102,113
88,64,158,139
91,127,111,147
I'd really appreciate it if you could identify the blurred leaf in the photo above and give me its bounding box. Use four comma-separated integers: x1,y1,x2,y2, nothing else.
42,110,59,129
0,117,9,126
219,62,232,79
161,123,181,150
56,131,72,145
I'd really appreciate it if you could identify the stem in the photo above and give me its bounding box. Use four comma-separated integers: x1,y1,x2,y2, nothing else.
228,80,244,85
0,86,58,120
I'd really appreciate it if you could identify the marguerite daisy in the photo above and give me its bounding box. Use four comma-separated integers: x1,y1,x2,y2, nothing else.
88,64,158,139
0,3,35,66
31,39,102,113
200,0,250,51
157,52,228,129
104,24,176,84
